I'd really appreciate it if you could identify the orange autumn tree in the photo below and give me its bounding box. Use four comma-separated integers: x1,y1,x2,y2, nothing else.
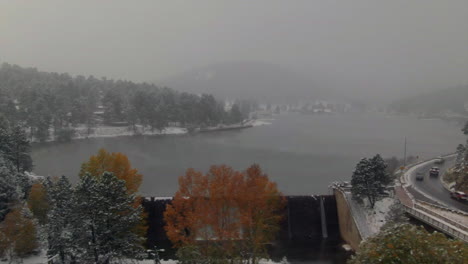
27,182,50,225
164,164,285,263
79,148,142,193
0,208,38,259
238,164,285,260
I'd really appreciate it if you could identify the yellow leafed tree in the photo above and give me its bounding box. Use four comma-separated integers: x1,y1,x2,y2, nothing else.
79,148,142,193
27,182,50,224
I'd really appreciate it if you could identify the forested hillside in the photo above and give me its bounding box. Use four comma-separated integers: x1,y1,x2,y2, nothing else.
388,85,468,117
0,63,254,142
161,61,328,103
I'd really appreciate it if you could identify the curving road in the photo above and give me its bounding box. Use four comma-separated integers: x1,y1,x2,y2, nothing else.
405,155,468,212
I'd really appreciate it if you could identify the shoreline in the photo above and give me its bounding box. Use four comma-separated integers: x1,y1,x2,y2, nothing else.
32,119,273,144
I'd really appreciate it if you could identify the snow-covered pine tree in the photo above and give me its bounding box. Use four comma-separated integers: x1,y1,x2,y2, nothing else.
463,121,468,136
465,138,468,164
0,156,18,222
351,158,372,204
73,172,143,263
455,144,466,170
0,126,12,160
369,154,392,189
9,125,33,173
46,176,76,263
351,155,391,208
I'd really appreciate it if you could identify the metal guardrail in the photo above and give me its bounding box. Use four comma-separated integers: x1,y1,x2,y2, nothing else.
417,200,468,217
397,153,468,242
403,205,468,242
414,203,468,232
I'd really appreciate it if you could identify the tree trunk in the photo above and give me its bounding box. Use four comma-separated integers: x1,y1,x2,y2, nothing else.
59,249,65,264
90,224,99,263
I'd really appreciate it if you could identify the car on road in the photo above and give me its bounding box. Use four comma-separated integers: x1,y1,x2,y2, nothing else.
429,167,440,177
450,191,468,201
415,172,424,181
434,157,445,165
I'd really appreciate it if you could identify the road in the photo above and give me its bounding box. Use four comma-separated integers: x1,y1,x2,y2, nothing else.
405,155,468,212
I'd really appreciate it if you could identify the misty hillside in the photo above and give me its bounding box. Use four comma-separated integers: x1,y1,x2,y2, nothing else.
389,86,468,116
159,61,328,103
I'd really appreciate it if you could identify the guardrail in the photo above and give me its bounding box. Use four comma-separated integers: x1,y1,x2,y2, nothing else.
403,205,468,242
397,153,468,242
414,203,468,232
417,200,468,217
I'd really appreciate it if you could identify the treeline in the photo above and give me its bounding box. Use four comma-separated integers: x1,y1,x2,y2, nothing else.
388,85,468,117
0,63,257,142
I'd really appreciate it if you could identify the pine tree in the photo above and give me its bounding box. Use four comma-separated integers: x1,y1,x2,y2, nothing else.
351,155,391,208
455,143,466,169
0,156,18,222
9,125,33,173
0,126,12,159
351,158,371,204
73,172,143,263
0,124,33,174
370,154,392,186
15,172,32,200
46,176,77,263
463,121,468,136
465,138,468,163
229,104,243,124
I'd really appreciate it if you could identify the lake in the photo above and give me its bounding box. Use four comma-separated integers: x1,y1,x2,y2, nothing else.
32,113,465,197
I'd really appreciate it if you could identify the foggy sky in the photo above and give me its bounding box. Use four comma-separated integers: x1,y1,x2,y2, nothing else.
1,0,467,101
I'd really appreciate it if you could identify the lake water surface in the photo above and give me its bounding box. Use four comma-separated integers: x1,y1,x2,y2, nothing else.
32,113,465,197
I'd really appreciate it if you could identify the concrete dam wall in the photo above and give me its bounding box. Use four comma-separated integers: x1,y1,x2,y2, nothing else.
142,195,341,248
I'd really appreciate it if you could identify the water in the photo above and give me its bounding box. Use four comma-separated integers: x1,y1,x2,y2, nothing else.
32,113,465,197
31,112,464,263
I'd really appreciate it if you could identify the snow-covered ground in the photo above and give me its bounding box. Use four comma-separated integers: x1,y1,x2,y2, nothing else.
2,253,287,264
74,125,187,140
36,118,273,143
250,119,273,126
344,191,396,239
24,171,45,181
0,251,48,264
135,260,284,264
364,197,396,234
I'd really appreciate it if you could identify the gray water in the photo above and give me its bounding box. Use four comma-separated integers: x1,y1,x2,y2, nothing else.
32,113,465,197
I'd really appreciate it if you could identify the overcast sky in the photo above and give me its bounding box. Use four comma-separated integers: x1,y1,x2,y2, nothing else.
1,0,467,100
